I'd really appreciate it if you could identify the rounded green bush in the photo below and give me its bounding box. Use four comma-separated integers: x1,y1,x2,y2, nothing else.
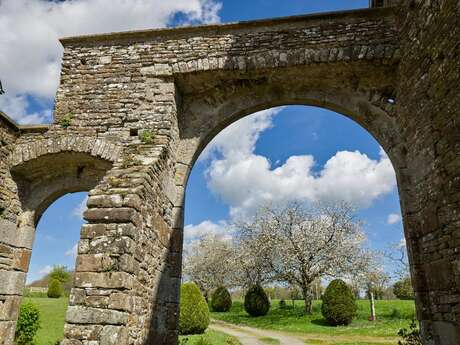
393,277,414,300
210,286,232,312
244,284,270,317
179,282,210,335
15,302,40,345
47,279,63,298
321,279,357,326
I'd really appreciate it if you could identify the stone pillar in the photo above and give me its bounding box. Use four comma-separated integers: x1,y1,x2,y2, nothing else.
0,120,28,345
63,72,181,345
397,1,460,344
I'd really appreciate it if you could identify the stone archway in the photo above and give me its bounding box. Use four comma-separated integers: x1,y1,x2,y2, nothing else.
0,2,459,345
0,137,117,344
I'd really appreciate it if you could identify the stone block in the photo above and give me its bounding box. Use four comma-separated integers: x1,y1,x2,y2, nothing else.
0,296,20,321
87,195,122,209
0,271,25,295
66,306,128,325
84,208,139,224
100,325,128,345
74,272,133,289
108,292,133,312
0,321,15,345
0,220,34,249
76,254,115,272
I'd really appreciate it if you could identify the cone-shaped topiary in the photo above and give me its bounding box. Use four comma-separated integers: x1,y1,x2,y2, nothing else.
179,282,210,335
321,279,357,326
244,284,270,317
47,279,63,298
210,286,232,312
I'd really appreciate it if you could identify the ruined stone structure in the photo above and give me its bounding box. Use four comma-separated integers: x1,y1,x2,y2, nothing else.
0,2,459,345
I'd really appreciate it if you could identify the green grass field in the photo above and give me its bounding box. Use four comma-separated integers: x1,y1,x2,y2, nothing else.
211,299,415,339
22,297,415,345
22,297,68,345
179,330,241,344
22,297,239,345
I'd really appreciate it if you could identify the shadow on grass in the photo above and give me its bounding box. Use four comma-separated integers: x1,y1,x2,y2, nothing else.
311,318,332,327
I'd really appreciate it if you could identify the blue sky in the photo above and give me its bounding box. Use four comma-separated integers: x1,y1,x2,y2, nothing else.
0,0,404,283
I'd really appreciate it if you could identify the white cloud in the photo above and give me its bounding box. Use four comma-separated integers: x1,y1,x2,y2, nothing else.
203,109,397,218
184,220,232,242
72,196,88,219
39,265,52,275
387,213,402,225
0,0,221,123
201,108,280,160
65,244,78,259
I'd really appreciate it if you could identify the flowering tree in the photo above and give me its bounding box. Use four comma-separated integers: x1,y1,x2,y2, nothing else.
235,202,369,314
182,233,234,300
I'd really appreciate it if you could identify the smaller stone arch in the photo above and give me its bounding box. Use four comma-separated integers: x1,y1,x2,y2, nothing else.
8,136,120,224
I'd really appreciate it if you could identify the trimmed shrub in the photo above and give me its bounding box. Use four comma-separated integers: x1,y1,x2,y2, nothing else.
321,279,357,326
179,282,210,335
47,279,63,298
210,286,232,312
244,284,270,317
15,302,40,345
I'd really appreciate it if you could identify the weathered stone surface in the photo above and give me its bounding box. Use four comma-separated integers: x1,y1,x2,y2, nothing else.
0,220,34,249
74,272,133,289
0,296,20,321
0,272,25,295
66,306,128,325
0,321,15,345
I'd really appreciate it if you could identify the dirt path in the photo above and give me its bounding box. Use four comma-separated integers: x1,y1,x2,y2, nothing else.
210,320,306,345
210,319,399,345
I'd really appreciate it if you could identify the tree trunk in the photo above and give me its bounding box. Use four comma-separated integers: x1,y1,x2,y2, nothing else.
369,291,376,321
302,287,313,314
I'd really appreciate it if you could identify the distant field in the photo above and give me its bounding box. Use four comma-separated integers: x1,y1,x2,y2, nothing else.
211,299,416,338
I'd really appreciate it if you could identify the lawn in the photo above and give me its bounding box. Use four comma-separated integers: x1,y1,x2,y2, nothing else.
21,297,240,345
22,296,69,345
211,299,416,339
22,297,415,345
179,330,241,344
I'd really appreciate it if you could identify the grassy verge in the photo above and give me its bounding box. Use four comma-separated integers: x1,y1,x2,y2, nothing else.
211,299,415,338
179,329,241,344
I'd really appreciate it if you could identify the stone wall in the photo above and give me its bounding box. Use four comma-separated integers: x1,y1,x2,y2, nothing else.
396,1,460,344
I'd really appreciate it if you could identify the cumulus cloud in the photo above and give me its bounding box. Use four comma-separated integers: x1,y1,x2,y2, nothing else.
65,244,78,259
72,196,88,219
203,109,397,218
387,213,402,225
0,0,221,123
184,220,232,243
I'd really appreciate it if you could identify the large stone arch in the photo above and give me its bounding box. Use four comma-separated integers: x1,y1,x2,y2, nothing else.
0,2,458,345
